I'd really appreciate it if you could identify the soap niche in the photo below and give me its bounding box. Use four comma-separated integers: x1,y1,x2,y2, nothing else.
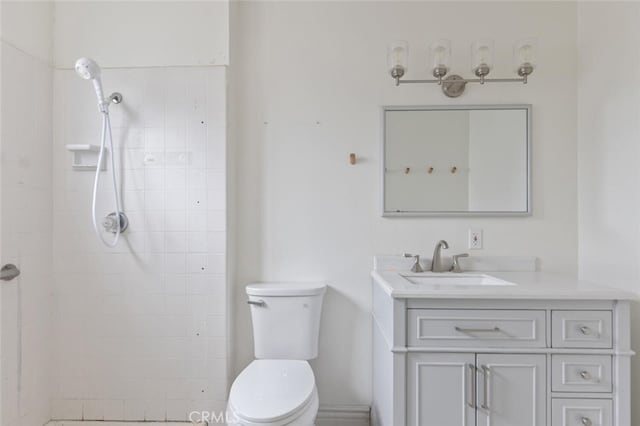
66,144,106,171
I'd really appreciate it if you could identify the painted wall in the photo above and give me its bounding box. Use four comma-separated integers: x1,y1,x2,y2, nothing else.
54,1,229,69
232,1,578,407
576,3,640,423
0,1,54,425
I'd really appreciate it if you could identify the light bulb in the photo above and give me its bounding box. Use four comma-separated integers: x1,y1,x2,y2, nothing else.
429,39,451,79
471,39,494,82
388,41,409,81
514,38,537,80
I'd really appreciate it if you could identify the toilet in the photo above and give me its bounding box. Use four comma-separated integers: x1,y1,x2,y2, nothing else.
227,282,327,426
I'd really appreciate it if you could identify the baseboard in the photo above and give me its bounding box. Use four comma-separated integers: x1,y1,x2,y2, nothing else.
46,405,372,426
47,422,190,426
316,405,371,426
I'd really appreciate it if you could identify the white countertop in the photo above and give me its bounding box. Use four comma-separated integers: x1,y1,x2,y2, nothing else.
372,270,637,300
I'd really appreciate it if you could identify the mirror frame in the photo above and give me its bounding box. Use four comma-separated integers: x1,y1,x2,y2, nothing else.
381,104,532,217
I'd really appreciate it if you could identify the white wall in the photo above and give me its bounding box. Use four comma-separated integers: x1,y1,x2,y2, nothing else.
577,3,640,423
50,1,230,421
51,65,228,422
0,1,54,425
54,1,229,69
232,1,578,407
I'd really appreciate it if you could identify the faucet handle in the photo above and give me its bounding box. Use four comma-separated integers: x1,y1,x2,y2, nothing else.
403,253,424,273
451,253,469,273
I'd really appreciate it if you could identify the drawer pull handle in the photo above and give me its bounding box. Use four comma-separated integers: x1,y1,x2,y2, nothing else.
480,365,490,410
467,364,476,408
581,417,592,426
579,325,592,335
579,370,592,380
455,326,501,333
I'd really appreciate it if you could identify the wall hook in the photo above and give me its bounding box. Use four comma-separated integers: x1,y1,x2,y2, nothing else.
405,167,411,174
428,167,434,174
349,153,357,165
451,166,457,174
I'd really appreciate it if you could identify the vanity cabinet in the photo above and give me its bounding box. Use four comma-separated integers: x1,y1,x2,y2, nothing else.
407,352,546,426
371,279,633,426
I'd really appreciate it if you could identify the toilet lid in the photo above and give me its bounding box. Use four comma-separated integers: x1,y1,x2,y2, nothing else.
229,360,316,423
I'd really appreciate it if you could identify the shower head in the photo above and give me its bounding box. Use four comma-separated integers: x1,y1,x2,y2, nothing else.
75,57,102,80
75,57,106,107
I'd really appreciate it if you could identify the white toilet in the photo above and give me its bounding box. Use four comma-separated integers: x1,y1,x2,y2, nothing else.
227,282,327,426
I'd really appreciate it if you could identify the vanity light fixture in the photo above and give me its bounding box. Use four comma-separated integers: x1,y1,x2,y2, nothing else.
387,40,409,82
388,38,537,97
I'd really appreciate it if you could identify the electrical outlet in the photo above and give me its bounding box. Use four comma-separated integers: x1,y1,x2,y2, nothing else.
469,229,483,249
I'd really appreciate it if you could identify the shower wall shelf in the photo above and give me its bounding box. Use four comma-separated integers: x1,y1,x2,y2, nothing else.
66,144,106,171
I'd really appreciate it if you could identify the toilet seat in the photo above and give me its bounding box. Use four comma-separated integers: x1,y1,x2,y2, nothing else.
228,360,317,424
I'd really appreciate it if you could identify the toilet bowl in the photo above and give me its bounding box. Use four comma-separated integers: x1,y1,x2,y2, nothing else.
227,360,318,426
228,282,326,426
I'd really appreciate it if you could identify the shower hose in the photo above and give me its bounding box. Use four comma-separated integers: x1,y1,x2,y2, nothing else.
92,109,122,247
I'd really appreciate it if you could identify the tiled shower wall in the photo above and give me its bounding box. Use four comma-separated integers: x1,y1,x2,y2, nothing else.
51,66,228,421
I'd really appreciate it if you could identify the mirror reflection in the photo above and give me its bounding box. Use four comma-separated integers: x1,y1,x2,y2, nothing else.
383,106,530,216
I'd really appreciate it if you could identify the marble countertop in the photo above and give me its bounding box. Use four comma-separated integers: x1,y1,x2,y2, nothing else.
372,270,637,300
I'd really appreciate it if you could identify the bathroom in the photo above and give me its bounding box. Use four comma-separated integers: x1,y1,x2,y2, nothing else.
0,0,638,425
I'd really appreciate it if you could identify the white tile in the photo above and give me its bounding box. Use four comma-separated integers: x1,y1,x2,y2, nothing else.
165,210,187,232
145,169,165,190
123,399,145,420
144,399,166,421
82,399,104,420
187,232,207,253
165,253,187,274
144,127,165,151
166,127,187,149
145,191,165,211
146,232,166,253
52,399,83,419
165,232,187,252
166,399,188,421
187,211,207,232
166,169,187,190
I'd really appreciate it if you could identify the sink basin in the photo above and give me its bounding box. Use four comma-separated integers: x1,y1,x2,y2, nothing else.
401,273,516,287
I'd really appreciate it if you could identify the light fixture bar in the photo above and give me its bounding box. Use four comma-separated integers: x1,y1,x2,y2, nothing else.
398,77,527,85
389,38,537,97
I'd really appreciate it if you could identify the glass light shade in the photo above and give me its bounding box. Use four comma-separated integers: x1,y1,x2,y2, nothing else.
471,39,494,74
514,38,538,70
429,39,451,71
387,41,409,76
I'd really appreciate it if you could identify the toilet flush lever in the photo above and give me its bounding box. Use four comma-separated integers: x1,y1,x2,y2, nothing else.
247,300,266,307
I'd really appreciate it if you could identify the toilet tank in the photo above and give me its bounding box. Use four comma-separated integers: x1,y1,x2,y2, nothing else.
246,282,326,360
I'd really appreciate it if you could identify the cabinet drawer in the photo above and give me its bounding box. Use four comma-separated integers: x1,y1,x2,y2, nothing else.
551,355,612,393
407,309,546,348
552,399,612,426
552,311,612,348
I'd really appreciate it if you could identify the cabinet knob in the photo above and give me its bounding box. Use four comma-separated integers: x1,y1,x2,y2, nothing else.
579,370,592,380
581,417,592,426
579,325,592,335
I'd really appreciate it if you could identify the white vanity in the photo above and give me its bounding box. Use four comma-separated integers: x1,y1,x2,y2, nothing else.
371,266,635,426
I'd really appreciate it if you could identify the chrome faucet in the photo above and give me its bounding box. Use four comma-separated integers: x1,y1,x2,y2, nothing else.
450,253,469,273
431,240,449,272
404,253,424,273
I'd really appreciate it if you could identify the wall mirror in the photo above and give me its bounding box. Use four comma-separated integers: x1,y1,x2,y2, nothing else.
382,105,531,216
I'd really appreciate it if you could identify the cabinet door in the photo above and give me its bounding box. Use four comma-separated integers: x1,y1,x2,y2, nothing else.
407,353,476,426
476,354,546,426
